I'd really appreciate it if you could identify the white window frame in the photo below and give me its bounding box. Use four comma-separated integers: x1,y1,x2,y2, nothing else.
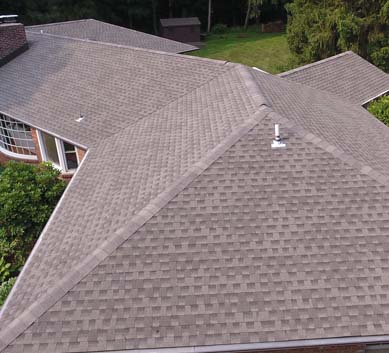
37,131,79,173
0,114,38,161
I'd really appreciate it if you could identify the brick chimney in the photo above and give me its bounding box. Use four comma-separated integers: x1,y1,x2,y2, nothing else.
0,15,28,66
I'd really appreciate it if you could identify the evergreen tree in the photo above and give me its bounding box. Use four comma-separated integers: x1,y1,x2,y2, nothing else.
286,0,389,72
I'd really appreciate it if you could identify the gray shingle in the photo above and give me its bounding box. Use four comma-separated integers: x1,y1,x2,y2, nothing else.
0,32,225,148
279,51,389,105
27,19,197,53
2,41,389,353
5,115,389,352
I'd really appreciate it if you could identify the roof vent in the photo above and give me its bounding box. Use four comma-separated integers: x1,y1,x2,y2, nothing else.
75,112,85,122
271,124,286,148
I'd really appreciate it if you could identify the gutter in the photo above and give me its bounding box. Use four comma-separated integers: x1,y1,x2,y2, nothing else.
361,89,389,107
90,336,389,353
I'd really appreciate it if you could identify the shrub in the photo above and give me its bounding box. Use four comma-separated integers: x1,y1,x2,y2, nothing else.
0,161,66,280
212,23,228,34
0,277,16,307
368,95,389,126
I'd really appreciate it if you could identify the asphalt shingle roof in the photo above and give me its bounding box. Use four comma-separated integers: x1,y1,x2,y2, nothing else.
27,19,197,53
279,51,389,105
0,31,223,148
1,26,389,353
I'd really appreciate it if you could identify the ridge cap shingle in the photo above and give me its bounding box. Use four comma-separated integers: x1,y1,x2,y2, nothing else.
278,51,354,77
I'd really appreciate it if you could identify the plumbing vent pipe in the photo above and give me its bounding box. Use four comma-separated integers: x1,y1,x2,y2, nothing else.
271,124,286,148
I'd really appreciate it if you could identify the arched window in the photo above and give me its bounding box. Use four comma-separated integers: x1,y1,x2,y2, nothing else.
0,113,37,160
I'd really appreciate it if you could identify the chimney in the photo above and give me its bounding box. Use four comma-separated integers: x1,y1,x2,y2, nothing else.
0,15,28,66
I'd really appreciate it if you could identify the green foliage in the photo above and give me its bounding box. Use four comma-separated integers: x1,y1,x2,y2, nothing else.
0,162,66,281
0,277,16,307
212,23,228,34
286,0,389,72
368,96,389,126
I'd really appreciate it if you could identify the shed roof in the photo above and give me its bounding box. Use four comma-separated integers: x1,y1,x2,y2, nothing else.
160,17,201,27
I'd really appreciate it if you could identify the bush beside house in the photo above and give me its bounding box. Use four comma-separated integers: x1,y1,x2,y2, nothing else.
0,161,66,306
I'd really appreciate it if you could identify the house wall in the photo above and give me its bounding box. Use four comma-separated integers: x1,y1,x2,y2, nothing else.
0,127,41,164
161,25,200,44
76,147,86,163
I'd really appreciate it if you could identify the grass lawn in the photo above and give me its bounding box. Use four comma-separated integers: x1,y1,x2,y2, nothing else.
188,28,295,74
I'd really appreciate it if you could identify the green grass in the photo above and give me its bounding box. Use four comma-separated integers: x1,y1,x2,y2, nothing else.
188,28,295,74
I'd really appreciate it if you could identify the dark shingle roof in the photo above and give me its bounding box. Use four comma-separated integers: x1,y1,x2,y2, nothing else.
27,19,198,53
279,51,389,105
160,17,201,27
1,38,389,353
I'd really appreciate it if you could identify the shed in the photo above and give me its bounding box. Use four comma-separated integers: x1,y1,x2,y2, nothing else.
160,17,201,46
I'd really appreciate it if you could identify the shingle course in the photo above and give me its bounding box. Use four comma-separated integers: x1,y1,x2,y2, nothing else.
1,39,389,353
253,68,389,178
27,19,197,53
5,116,389,352
279,51,389,105
0,65,261,339
0,32,225,147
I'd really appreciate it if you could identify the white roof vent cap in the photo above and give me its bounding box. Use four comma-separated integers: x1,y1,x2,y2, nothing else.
271,123,286,148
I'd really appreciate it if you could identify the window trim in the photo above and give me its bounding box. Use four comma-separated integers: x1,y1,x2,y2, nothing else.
0,114,38,161
0,145,38,161
37,131,79,172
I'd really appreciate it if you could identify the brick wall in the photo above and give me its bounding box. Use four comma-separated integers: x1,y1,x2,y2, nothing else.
30,128,43,162
246,344,365,353
76,147,86,163
0,22,28,62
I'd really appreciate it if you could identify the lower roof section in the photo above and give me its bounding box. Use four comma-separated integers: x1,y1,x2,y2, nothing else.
279,51,389,106
4,112,389,352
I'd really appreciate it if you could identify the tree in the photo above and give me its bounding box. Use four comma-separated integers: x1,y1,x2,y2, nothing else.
286,0,389,72
207,0,212,33
244,0,281,30
368,95,389,126
0,162,66,280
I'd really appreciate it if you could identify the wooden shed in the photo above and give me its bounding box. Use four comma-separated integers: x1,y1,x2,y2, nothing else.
160,17,201,45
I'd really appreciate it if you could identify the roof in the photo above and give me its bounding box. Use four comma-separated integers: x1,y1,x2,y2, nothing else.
160,17,201,27
1,31,389,353
279,51,389,105
27,19,198,53
0,31,220,148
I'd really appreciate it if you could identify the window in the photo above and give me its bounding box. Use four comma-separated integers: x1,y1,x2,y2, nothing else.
0,113,37,160
63,142,79,170
41,132,60,166
38,131,80,172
